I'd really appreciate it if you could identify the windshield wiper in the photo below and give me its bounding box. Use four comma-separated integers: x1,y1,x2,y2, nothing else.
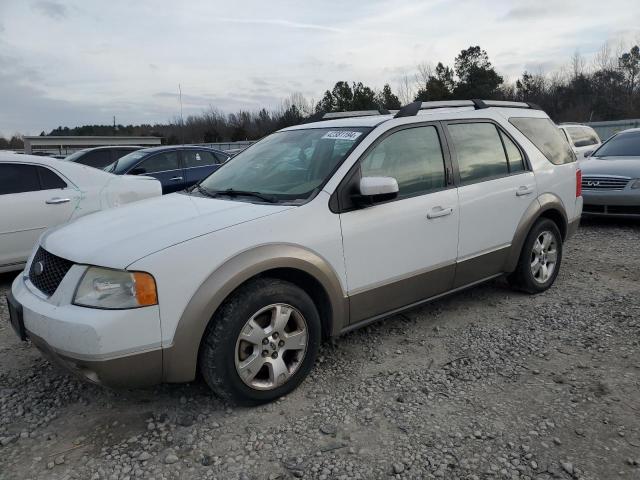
190,183,218,198
209,188,277,203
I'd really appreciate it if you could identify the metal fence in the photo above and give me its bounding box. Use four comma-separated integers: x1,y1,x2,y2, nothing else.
585,119,640,141
194,141,255,152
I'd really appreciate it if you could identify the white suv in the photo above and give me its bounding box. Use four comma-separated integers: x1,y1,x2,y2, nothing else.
7,100,582,404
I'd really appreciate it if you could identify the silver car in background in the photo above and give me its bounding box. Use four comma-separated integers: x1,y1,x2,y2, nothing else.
580,128,640,217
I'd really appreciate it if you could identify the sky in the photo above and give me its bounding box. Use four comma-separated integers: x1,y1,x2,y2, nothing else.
1,0,639,135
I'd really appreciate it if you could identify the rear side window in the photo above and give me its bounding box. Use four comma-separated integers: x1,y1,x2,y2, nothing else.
136,151,180,174
38,166,67,189
499,131,525,173
0,164,65,195
360,126,446,197
183,150,218,168
510,118,575,165
567,126,600,147
448,123,508,184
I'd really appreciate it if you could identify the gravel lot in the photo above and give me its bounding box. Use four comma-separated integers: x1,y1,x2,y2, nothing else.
1,218,639,480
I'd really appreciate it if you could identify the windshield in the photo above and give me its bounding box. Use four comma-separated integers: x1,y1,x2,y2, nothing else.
594,131,640,157
198,127,371,202
104,150,148,173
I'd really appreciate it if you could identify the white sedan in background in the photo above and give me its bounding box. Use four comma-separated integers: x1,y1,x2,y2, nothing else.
0,152,162,273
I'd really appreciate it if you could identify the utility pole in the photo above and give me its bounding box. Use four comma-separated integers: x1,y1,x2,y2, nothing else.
179,84,185,144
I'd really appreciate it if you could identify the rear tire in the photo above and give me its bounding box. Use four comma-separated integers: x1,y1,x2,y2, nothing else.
198,277,321,405
509,218,563,294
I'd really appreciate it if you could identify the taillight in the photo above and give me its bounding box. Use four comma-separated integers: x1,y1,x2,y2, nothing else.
576,169,582,197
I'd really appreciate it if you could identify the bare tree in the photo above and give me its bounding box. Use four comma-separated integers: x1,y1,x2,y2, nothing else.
570,50,586,79
415,62,433,89
397,73,414,105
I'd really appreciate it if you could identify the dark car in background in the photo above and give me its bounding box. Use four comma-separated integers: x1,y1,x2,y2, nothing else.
66,146,143,169
580,128,640,217
104,145,231,194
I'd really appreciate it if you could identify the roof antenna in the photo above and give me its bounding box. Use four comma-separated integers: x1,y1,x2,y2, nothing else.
178,84,185,145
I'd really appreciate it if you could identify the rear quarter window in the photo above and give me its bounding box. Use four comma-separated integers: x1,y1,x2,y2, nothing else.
510,118,575,165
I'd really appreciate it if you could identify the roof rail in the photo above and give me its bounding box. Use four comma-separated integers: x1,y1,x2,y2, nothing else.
322,109,390,120
394,99,541,118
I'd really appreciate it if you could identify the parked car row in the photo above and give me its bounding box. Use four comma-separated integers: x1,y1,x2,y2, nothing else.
67,145,231,194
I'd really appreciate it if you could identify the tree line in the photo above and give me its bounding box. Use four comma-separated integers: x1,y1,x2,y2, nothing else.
2,43,639,149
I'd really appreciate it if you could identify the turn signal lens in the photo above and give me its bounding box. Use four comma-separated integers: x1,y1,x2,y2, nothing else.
133,272,158,306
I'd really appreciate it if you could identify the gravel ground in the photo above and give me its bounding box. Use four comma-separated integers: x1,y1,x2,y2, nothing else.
1,218,639,480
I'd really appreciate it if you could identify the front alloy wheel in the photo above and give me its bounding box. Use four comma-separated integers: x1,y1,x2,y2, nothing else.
235,304,308,390
199,278,321,404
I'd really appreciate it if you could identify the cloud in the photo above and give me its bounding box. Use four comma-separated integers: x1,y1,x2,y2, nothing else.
215,17,344,33
31,1,68,19
502,6,549,21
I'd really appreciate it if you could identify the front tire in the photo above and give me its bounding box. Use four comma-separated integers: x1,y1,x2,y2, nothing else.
198,277,321,405
509,218,563,294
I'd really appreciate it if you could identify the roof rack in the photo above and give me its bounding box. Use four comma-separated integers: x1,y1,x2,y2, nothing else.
322,109,391,120
394,99,541,118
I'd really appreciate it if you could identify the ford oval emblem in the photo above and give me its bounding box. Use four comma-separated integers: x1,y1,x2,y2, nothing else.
34,261,45,276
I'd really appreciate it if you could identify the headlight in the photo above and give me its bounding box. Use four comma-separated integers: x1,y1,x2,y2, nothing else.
631,179,640,189
74,267,157,309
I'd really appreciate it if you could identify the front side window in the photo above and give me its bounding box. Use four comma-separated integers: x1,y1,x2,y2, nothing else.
135,151,180,174
360,126,446,196
80,150,112,168
448,123,509,184
593,131,640,157
199,127,370,202
0,164,40,195
510,117,575,165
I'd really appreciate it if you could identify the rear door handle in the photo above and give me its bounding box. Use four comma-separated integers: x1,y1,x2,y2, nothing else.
427,206,454,219
516,186,534,196
45,197,71,205
170,176,184,181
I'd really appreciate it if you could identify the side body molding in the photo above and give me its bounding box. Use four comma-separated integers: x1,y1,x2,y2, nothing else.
505,193,568,272
162,244,348,383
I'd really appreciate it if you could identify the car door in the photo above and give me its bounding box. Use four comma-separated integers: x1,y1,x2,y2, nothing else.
129,150,184,194
0,163,78,268
444,120,537,287
182,149,225,188
338,123,459,324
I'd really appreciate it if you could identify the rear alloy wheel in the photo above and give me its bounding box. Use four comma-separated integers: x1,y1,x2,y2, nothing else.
530,231,558,284
509,218,563,294
199,278,320,405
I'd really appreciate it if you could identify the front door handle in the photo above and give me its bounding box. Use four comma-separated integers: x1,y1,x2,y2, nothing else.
46,197,71,205
427,206,454,219
170,176,184,181
516,186,534,196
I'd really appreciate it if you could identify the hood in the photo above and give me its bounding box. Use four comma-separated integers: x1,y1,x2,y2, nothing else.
41,193,293,268
580,157,640,178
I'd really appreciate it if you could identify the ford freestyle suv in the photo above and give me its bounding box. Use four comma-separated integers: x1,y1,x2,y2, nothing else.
7,100,582,404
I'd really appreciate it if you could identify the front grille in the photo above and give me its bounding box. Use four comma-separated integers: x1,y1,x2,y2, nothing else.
28,247,73,297
581,176,630,190
583,204,640,215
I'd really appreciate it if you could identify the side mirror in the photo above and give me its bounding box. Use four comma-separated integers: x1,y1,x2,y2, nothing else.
583,149,594,158
355,176,399,204
130,167,146,175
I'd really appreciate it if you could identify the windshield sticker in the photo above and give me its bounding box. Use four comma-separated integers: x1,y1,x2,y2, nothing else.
322,131,362,141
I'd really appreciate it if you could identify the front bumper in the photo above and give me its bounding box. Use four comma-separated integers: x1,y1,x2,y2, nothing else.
9,272,163,388
582,188,640,217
